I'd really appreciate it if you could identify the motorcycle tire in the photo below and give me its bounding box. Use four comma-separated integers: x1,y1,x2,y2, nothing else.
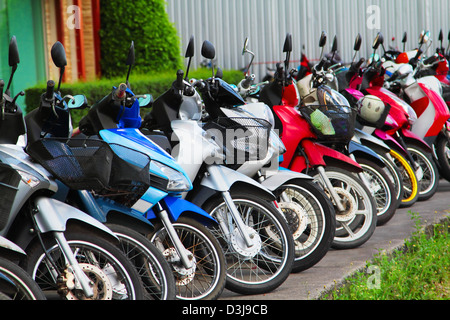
435,135,450,182
203,191,294,295
356,157,398,226
310,166,377,249
147,216,226,300
0,257,46,300
407,144,439,201
105,223,176,300
377,152,404,207
274,179,335,272
389,149,419,208
23,223,146,300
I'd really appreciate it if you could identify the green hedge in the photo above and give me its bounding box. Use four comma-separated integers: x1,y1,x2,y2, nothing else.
24,68,244,126
99,0,182,78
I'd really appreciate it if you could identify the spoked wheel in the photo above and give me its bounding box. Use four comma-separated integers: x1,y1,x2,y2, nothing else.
407,145,439,201
356,157,397,226
23,224,145,300
311,166,377,249
275,179,335,272
203,192,294,295
389,149,419,208
378,152,404,207
106,224,176,300
148,217,226,300
0,257,46,300
435,135,450,182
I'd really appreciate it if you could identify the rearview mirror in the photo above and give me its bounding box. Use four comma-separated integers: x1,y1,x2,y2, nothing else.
184,35,195,80
331,35,338,52
126,41,135,66
201,40,215,59
319,31,327,47
185,35,194,58
8,36,20,67
353,33,362,51
372,32,384,50
51,41,67,68
283,33,292,52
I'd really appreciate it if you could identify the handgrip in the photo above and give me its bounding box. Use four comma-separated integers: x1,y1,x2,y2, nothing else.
45,80,55,101
115,83,127,99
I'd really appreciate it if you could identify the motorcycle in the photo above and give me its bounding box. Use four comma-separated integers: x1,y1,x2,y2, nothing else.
23,42,178,300
143,38,296,295
363,32,441,201
62,42,227,301
258,33,377,249
295,34,399,226
0,36,145,300
187,36,336,274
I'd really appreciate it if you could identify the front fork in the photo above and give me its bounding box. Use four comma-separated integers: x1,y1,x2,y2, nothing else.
154,203,194,269
316,166,346,212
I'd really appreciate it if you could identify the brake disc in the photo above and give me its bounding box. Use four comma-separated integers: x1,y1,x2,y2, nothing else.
64,263,113,300
333,187,357,222
278,201,309,240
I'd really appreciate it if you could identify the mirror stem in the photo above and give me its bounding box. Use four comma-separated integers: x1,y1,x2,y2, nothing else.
56,66,65,93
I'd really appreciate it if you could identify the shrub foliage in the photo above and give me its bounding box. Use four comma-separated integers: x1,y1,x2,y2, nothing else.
99,0,183,78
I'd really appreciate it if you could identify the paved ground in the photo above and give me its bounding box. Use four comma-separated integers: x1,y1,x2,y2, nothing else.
220,179,450,300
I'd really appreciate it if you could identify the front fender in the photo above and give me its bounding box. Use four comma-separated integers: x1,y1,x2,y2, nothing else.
401,128,432,152
34,197,118,241
348,141,385,167
201,165,276,200
354,128,391,153
0,236,26,258
260,169,313,192
146,196,217,227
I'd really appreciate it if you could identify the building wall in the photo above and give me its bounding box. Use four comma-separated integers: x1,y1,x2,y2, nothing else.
166,0,450,81
0,0,46,107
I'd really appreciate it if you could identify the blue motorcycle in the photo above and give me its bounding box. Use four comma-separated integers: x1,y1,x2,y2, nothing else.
26,41,226,300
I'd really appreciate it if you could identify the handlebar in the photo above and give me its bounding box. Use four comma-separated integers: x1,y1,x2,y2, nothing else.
45,80,55,101
240,74,255,90
115,83,127,99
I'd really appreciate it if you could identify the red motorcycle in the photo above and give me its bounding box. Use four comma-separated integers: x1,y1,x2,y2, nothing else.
350,33,440,203
259,34,377,250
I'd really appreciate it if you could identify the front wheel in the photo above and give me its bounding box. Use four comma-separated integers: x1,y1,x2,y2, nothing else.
311,167,377,249
147,217,226,300
106,224,176,300
389,149,419,208
0,257,46,300
435,135,450,182
356,157,397,226
23,224,145,300
203,192,294,295
407,144,439,201
275,179,335,272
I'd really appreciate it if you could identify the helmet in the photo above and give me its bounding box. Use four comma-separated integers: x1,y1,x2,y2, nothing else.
357,95,385,123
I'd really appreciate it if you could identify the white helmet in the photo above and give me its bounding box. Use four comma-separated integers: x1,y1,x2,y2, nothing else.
357,95,385,124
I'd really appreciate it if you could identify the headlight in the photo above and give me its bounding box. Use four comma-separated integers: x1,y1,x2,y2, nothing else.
270,130,286,155
407,105,417,126
151,161,192,192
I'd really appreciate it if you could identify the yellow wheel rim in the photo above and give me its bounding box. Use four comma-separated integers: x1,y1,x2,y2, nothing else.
389,150,418,203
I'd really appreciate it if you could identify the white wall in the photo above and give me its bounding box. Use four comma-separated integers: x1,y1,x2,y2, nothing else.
166,0,450,81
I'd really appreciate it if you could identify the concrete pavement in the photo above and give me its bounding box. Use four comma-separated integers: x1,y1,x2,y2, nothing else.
220,179,450,300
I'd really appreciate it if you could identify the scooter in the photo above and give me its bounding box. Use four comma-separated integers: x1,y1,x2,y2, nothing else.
64,42,227,301
363,32,441,201
0,36,145,301
23,42,179,300
296,34,399,226
258,33,377,249
143,38,295,295
195,37,336,274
